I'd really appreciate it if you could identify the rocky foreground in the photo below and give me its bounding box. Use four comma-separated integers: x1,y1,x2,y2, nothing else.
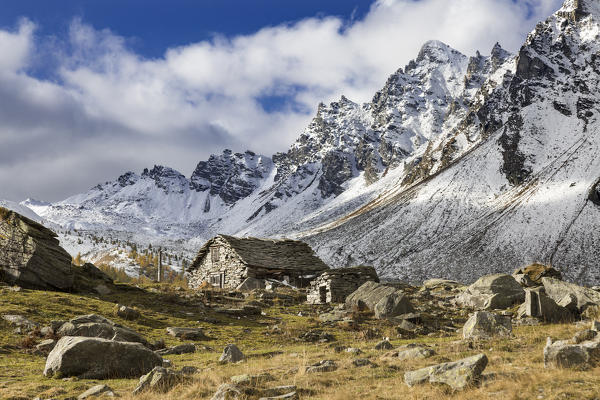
2,263,600,399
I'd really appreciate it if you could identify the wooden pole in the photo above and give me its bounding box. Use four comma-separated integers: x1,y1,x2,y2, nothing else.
157,247,162,282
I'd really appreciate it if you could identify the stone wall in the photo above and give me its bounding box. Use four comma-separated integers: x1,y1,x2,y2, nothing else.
188,237,248,289
307,266,379,304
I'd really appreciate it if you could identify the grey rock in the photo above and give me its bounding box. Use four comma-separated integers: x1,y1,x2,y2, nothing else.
422,279,463,291
259,386,297,399
210,383,243,400
544,338,590,368
219,344,245,363
44,336,162,379
542,278,600,312
513,273,535,288
132,366,185,395
374,340,393,350
1,314,38,330
455,274,525,310
397,346,435,360
573,329,597,344
463,311,512,340
0,208,74,290
258,393,299,400
345,281,414,319
166,327,208,340
57,314,148,346
404,353,488,390
77,384,116,399
352,358,373,367
592,321,600,331
180,366,198,375
116,305,140,321
345,347,362,354
230,373,274,385
305,359,337,373
517,287,573,322
156,343,196,355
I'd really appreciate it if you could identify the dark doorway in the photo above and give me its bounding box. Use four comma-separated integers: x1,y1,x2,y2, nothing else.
319,286,327,303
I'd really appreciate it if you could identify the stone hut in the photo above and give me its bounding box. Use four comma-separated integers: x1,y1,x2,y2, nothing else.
306,266,379,304
187,235,330,289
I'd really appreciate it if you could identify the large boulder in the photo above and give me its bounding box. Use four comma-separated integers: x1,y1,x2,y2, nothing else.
219,344,245,363
513,264,561,284
404,353,488,390
517,287,573,322
543,337,600,368
541,278,600,313
57,314,148,346
44,336,163,379
462,311,512,340
345,281,414,319
0,208,74,290
455,274,525,310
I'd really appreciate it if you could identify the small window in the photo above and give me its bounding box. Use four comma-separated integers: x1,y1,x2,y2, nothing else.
210,246,220,263
210,274,221,287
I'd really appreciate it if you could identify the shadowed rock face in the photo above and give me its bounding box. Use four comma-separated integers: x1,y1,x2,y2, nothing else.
0,207,73,290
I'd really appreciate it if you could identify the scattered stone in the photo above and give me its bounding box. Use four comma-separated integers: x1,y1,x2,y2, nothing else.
345,347,362,354
543,338,594,368
132,366,185,395
116,305,140,321
455,274,525,310
352,358,373,367
397,319,418,332
1,314,38,331
258,392,299,400
397,346,436,360
180,366,198,375
44,336,162,379
305,360,337,373
211,384,243,400
0,208,74,290
36,339,57,355
57,314,148,346
404,353,488,390
77,384,116,399
230,373,274,385
517,287,573,322
423,279,463,291
542,278,600,313
573,329,597,344
298,330,335,343
374,340,393,350
219,344,245,363
259,386,297,398
463,311,512,339
166,327,208,340
156,343,196,356
346,281,414,319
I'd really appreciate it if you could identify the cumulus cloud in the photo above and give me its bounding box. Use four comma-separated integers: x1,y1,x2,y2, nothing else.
0,0,563,202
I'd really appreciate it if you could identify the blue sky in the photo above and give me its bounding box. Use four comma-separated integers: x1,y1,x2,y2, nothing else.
0,0,564,202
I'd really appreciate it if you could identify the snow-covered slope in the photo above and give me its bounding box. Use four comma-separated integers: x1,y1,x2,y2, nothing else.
307,0,600,284
16,0,600,284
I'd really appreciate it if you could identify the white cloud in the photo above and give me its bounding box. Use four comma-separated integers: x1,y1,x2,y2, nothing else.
0,0,564,202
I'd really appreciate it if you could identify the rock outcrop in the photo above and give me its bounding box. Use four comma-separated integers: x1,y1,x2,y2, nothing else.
345,281,414,319
462,311,512,339
517,287,573,322
44,336,162,379
541,278,600,313
455,274,525,310
0,208,74,290
404,353,488,390
57,314,148,346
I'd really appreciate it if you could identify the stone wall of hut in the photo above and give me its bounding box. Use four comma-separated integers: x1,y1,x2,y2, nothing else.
188,237,248,289
307,267,378,304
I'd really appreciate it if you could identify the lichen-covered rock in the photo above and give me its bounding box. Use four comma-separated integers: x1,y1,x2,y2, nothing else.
132,366,186,395
305,360,337,373
517,287,573,322
396,346,436,360
116,305,140,320
0,208,74,290
166,327,208,340
462,311,512,340
542,278,600,313
57,314,148,346
211,383,243,400
77,384,116,399
455,274,525,310
2,314,38,331
44,336,162,379
156,343,196,356
404,353,488,390
374,340,393,350
345,281,414,319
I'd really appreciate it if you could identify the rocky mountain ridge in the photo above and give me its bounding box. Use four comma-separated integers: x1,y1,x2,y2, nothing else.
8,0,600,284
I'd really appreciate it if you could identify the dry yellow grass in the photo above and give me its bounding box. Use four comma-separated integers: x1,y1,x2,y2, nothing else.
1,284,600,400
